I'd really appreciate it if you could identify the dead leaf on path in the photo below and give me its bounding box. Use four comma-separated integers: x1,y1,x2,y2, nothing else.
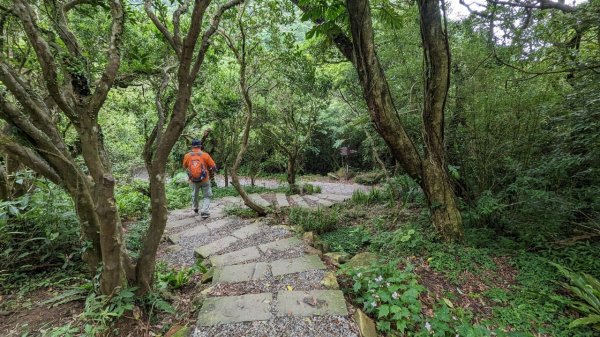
286,285,294,291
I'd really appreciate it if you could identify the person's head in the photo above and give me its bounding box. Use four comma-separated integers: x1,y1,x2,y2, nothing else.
191,139,202,149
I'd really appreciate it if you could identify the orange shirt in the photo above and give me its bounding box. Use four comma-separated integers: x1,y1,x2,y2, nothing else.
182,149,216,183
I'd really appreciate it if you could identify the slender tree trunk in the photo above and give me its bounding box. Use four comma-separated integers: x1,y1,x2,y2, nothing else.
0,162,9,200
343,0,463,241
286,154,299,193
364,128,389,178
418,0,463,240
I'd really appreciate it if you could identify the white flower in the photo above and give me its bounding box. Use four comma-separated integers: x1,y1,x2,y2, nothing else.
371,301,377,307
392,292,399,300
425,321,432,332
357,272,362,278
386,282,390,287
374,275,383,283
452,316,457,321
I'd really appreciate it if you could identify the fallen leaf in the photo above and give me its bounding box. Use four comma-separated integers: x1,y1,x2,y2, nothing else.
286,285,294,291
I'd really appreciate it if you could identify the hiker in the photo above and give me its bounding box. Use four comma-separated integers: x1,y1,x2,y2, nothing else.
183,139,217,218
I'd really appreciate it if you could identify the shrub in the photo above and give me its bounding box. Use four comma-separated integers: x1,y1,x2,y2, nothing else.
354,171,386,185
343,260,425,335
288,207,338,234
320,226,371,254
0,182,80,278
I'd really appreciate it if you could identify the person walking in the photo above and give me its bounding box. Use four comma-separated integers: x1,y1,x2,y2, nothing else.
183,139,217,218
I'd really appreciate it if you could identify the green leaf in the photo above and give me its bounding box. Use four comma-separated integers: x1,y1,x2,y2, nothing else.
568,315,600,328
378,304,390,318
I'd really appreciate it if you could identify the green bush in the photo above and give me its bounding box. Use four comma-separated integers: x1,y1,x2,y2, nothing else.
288,207,338,234
0,181,81,279
320,226,371,254
343,260,425,335
354,171,386,185
116,179,150,220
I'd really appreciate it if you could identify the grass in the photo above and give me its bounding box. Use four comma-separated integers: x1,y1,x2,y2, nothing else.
286,177,600,337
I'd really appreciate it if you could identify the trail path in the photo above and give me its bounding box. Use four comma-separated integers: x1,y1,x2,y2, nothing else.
159,186,366,337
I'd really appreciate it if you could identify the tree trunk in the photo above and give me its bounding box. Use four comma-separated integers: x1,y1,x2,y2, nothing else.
0,162,9,201
342,0,463,241
286,155,299,193
418,0,463,241
135,164,169,294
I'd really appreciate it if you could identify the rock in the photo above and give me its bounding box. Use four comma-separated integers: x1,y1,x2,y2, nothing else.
302,231,315,245
353,309,378,337
321,272,339,289
346,252,378,270
201,267,214,284
324,252,351,267
304,246,323,257
165,244,182,254
314,240,330,253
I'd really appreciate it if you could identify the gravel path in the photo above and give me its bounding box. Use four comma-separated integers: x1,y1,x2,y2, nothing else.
158,186,365,337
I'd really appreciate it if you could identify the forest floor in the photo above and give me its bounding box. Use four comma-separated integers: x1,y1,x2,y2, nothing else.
1,176,597,336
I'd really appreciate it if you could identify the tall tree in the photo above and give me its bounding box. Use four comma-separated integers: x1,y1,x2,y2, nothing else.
295,0,463,241
0,0,129,294
141,0,244,293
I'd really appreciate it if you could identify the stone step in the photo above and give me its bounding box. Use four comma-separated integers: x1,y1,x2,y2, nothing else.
290,194,311,208
197,293,273,326
230,222,265,239
249,193,272,208
304,195,334,208
275,193,290,208
319,193,350,202
221,196,243,205
213,261,269,283
258,237,302,254
194,235,239,258
206,218,234,231
212,255,326,284
276,290,348,317
166,216,197,229
270,255,326,277
210,246,261,266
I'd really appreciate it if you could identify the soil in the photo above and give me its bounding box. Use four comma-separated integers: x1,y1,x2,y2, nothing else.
0,289,83,336
413,256,518,320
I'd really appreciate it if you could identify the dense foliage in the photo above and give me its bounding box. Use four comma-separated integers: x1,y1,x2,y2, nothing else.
1,0,598,335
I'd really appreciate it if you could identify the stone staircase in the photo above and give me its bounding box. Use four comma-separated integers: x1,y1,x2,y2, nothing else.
160,192,359,337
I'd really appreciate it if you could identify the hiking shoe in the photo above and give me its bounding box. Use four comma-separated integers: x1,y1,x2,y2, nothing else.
200,212,209,219
194,208,199,214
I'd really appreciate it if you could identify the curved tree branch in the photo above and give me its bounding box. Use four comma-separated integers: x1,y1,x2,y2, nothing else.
88,0,124,115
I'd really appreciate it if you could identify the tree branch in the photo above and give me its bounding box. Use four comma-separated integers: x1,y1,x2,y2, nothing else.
144,0,181,58
190,0,245,78
0,135,63,185
13,0,75,117
88,0,124,115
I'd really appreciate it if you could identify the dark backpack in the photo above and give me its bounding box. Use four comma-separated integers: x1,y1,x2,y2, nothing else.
188,151,208,182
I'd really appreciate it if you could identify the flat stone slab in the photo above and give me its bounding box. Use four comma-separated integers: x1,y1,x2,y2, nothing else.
166,216,197,229
290,195,310,208
305,195,334,208
210,246,261,266
270,255,325,277
213,262,269,283
275,193,290,208
177,224,210,239
197,293,273,326
231,223,264,239
194,236,239,258
258,237,302,254
276,290,348,317
206,218,233,231
319,193,350,202
221,196,243,205
249,193,271,208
